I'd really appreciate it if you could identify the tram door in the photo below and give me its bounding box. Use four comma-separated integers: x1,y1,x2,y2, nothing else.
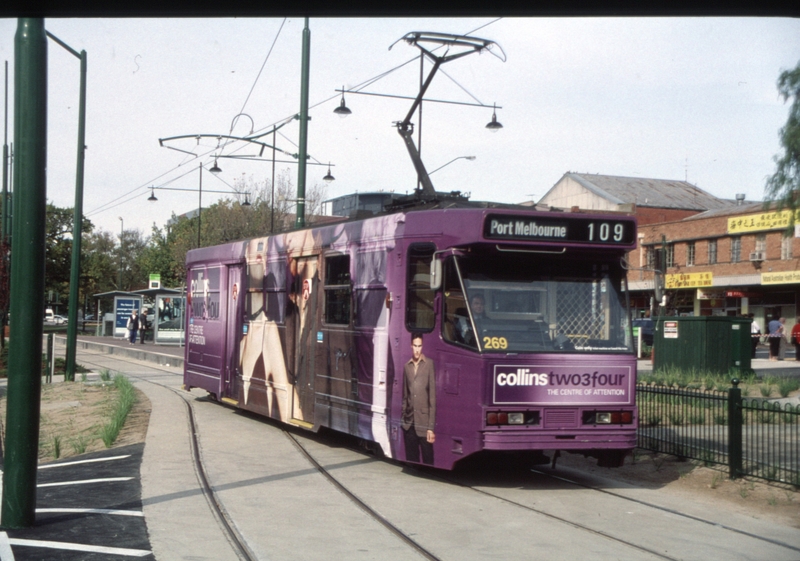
291,256,319,424
223,265,243,401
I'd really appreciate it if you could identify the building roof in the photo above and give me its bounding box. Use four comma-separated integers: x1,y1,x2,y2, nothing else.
561,173,737,211
681,201,765,221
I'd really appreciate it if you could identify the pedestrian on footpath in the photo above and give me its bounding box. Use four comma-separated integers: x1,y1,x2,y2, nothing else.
791,321,800,362
767,316,785,361
749,313,760,359
128,309,139,345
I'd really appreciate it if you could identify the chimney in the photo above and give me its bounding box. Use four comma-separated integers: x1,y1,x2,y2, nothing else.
735,193,745,205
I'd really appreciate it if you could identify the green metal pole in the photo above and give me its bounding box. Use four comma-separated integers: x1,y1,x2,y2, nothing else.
65,48,87,382
2,60,8,241
295,17,310,229
2,18,48,529
728,378,743,479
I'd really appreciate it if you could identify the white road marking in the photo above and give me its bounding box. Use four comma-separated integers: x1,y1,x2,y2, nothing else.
7,538,150,557
38,455,131,470
37,477,133,488
36,508,144,517
0,532,16,561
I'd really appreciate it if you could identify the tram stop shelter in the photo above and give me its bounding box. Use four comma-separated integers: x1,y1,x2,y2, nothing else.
92,287,185,345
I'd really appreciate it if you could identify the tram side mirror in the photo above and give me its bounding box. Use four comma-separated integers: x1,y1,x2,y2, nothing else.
430,259,442,290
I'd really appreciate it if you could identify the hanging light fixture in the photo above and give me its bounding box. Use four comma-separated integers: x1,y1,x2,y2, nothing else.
210,158,222,174
323,163,335,183
485,103,503,132
333,87,351,117
147,186,158,202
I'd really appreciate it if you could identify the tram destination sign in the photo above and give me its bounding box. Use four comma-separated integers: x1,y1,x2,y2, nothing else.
483,214,636,245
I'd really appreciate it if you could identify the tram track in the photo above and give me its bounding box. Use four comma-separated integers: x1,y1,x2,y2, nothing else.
73,351,258,561
71,350,800,560
77,350,442,560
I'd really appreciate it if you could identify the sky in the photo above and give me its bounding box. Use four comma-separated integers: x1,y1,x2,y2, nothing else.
0,16,798,238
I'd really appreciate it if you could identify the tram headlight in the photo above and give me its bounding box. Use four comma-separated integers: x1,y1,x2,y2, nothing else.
583,410,634,425
486,411,539,426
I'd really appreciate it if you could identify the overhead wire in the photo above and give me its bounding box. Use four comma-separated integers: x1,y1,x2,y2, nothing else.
88,17,503,225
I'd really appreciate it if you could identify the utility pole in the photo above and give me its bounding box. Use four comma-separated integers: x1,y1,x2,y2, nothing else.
295,17,310,229
2,17,48,529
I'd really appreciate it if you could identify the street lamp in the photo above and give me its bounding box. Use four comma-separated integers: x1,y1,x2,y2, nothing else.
146,174,239,248
323,162,335,183
428,155,475,175
485,103,503,132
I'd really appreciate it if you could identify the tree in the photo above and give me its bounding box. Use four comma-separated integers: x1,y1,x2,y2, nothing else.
82,229,120,297
44,203,92,314
118,228,148,291
764,60,800,223
137,170,329,291
137,223,185,288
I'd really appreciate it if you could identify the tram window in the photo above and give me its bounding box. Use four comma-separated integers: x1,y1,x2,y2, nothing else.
406,243,435,332
442,257,477,348
325,254,351,325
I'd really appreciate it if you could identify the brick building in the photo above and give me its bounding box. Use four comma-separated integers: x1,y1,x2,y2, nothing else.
536,172,800,330
628,201,800,333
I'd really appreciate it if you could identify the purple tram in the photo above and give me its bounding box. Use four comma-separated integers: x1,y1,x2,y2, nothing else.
183,207,639,470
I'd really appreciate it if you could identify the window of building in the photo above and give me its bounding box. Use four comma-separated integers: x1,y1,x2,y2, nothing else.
324,254,351,325
755,234,767,253
646,247,655,270
708,239,717,264
686,242,695,267
666,244,674,268
731,237,741,263
782,235,793,260
406,243,436,331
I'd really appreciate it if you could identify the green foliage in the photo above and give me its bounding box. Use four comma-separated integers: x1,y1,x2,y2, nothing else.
764,60,800,224
100,374,136,447
778,377,800,397
44,203,94,310
51,434,62,459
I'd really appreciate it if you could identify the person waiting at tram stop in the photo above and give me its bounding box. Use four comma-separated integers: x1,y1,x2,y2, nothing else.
127,309,139,345
139,309,150,344
768,316,786,361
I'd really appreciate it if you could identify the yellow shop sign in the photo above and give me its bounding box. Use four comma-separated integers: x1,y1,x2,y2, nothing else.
665,272,713,289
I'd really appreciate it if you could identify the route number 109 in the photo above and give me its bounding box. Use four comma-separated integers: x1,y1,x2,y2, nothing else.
587,222,625,242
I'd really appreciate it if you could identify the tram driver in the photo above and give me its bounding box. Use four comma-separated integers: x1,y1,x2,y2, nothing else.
456,293,487,347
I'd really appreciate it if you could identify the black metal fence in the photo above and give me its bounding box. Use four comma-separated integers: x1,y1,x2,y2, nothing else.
637,382,800,485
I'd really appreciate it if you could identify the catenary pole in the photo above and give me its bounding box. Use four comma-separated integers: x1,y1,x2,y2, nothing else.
295,17,310,229
44,31,88,383
2,18,48,529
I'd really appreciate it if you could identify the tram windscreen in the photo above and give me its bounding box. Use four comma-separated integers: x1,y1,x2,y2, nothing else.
444,253,632,353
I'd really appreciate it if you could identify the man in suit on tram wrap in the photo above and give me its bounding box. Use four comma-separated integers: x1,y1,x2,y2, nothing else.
402,334,436,465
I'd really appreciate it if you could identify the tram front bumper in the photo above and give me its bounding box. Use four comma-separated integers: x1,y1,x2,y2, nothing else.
481,429,637,451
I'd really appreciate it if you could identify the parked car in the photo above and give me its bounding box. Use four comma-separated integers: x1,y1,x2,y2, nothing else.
632,318,654,347
50,315,68,325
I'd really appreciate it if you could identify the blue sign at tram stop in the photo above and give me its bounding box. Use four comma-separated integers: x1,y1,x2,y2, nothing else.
114,297,142,338
653,316,752,375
